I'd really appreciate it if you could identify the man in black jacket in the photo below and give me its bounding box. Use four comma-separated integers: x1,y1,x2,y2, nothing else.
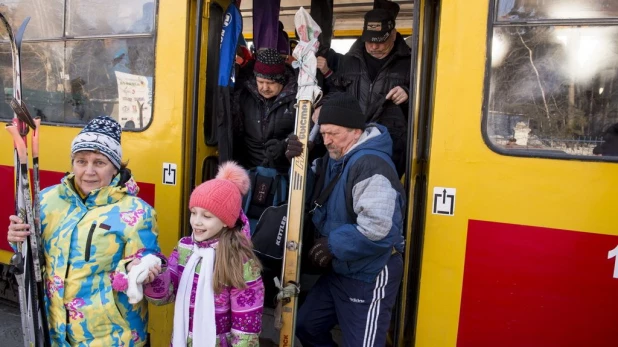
316,8,411,176
232,48,297,171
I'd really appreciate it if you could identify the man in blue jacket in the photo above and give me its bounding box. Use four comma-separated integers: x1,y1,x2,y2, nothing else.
294,94,405,347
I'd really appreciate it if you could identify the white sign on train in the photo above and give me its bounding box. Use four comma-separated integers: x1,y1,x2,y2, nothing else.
432,187,456,216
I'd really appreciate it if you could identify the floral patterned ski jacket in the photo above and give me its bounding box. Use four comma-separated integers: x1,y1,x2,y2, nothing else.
36,171,161,346
145,214,264,347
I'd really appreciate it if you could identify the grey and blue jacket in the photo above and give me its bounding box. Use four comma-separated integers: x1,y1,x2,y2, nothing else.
311,124,405,283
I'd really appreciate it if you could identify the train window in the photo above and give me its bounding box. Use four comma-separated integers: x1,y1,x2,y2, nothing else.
0,1,64,39
485,1,618,159
0,1,156,130
331,38,356,54
67,0,156,36
496,0,618,21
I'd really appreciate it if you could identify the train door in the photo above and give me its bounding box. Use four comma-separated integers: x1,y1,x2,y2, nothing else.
411,0,618,346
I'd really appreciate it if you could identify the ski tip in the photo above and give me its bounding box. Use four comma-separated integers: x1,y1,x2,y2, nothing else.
0,12,11,36
15,17,30,44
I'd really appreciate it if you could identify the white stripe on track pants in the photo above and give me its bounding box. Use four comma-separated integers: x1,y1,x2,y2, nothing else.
296,253,403,347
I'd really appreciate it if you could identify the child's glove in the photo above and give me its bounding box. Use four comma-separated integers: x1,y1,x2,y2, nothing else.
126,254,161,304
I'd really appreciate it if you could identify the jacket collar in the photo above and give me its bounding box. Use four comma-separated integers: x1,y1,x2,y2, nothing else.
192,236,219,249
59,171,139,208
326,124,393,170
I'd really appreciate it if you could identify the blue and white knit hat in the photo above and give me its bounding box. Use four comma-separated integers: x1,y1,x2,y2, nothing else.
71,116,122,169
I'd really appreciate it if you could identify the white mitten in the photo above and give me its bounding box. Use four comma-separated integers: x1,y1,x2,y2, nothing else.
126,254,161,304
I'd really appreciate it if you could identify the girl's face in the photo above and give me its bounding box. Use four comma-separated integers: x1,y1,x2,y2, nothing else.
189,206,227,242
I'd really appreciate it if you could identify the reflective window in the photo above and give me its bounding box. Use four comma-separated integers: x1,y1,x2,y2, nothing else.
67,0,156,36
66,38,154,127
486,2,618,158
0,0,64,39
497,0,618,21
19,42,65,123
0,1,156,130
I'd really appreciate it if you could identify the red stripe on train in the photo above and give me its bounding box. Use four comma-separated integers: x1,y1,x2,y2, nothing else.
0,165,155,253
458,220,618,346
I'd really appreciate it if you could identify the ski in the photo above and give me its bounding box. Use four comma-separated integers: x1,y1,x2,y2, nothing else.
277,8,322,346
1,12,51,347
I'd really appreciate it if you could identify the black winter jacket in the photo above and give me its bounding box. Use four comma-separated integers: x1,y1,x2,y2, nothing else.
326,34,411,176
329,33,411,121
232,70,297,171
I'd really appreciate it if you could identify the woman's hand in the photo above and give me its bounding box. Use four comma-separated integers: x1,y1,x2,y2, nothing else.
126,258,161,284
7,215,30,243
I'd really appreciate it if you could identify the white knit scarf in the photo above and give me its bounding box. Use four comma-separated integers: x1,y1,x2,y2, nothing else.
173,245,216,347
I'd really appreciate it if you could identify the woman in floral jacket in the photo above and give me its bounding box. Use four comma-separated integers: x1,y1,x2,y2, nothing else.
7,116,162,346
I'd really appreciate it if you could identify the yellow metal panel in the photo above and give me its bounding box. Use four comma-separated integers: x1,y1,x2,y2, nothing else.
146,0,191,345
415,0,618,346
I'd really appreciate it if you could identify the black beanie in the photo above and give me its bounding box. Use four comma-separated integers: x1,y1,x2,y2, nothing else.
318,94,366,130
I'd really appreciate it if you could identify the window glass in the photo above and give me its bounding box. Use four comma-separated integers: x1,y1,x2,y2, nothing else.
487,25,618,157
67,0,155,36
497,0,618,21
66,38,155,128
0,42,13,120
21,42,66,123
0,42,65,122
0,1,157,130
0,0,64,39
331,39,355,54
0,38,155,129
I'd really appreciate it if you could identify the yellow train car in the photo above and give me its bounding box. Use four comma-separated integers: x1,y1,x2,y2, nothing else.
409,0,618,346
1,0,617,346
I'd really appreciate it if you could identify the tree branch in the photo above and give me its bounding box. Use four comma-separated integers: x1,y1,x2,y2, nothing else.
519,33,550,120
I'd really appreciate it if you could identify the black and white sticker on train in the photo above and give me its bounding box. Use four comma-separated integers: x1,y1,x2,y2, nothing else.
433,187,456,216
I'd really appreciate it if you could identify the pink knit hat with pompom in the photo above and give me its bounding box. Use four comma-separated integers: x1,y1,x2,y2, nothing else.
189,161,250,227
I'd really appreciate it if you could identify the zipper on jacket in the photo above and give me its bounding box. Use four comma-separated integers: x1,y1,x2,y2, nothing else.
367,82,374,113
84,222,97,262
65,262,71,323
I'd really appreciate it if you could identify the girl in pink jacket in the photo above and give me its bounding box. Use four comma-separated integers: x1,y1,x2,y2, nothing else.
144,162,264,346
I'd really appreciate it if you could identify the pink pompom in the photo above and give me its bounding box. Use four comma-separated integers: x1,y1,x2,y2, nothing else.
112,273,129,292
216,161,250,195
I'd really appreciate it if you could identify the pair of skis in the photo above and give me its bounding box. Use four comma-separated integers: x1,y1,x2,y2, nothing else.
276,7,322,346
1,13,51,347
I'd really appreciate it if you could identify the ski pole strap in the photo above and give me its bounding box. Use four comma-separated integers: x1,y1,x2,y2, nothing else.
10,98,35,130
273,277,301,330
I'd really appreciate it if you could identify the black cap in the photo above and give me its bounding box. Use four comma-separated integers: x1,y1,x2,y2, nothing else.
318,94,366,130
361,9,396,43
